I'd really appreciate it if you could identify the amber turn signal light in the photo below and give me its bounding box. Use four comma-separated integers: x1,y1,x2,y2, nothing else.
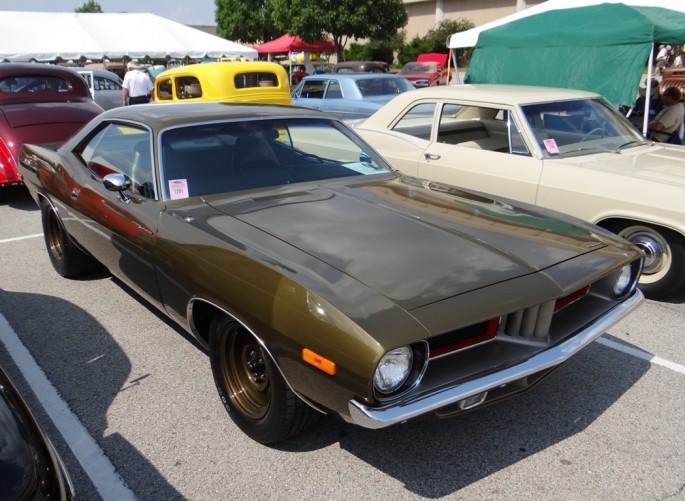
302,348,336,375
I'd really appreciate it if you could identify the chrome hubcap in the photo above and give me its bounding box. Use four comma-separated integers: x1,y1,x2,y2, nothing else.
619,226,671,282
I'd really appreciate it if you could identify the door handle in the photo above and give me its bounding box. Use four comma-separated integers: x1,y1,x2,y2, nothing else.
424,152,441,161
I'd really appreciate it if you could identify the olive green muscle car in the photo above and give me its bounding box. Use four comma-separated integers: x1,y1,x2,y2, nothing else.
18,102,643,444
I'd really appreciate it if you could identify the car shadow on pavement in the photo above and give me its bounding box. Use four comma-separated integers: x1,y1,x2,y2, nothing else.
0,288,185,500
280,341,649,498
1,185,39,211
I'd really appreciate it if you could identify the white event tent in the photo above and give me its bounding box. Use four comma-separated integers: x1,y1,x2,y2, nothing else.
0,11,257,62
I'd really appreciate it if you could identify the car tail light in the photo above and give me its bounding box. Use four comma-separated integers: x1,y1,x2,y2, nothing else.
0,137,20,184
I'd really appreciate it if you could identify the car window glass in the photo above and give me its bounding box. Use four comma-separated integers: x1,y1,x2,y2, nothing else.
95,76,122,91
437,103,525,155
159,118,392,200
176,76,202,99
234,71,279,89
324,81,343,99
391,102,437,140
521,98,645,158
157,77,173,100
298,80,325,99
0,76,69,93
78,123,155,198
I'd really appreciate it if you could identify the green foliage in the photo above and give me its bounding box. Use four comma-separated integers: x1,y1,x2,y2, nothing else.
397,35,432,66
397,19,475,66
425,18,474,53
344,33,404,65
215,0,283,44
271,0,408,59
74,1,102,13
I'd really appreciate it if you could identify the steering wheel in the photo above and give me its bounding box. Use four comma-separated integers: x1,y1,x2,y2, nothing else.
580,127,604,142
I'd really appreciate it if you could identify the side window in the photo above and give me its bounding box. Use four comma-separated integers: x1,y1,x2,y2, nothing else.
96,76,122,91
78,124,155,198
234,72,279,88
507,112,530,156
156,77,173,101
299,80,325,99
391,102,437,140
324,81,343,99
176,76,202,99
437,104,523,154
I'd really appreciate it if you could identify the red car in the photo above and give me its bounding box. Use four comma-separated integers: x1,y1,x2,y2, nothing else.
0,63,102,198
399,53,450,88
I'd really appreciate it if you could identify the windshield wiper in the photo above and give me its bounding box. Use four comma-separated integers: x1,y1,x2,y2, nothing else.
612,140,643,153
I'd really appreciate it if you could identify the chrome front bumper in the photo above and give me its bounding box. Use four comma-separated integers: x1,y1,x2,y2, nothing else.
348,289,644,429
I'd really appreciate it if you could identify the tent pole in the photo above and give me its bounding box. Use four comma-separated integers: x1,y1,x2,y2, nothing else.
447,48,452,84
643,45,655,137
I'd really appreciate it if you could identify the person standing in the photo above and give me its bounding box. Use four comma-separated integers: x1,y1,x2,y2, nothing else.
122,60,154,106
649,86,684,143
654,45,670,76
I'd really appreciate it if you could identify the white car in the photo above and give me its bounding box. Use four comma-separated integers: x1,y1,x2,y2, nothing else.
355,84,685,299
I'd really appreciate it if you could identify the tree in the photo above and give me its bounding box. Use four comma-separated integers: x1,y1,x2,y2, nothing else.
74,1,103,13
426,19,475,66
215,0,282,44
271,0,408,60
345,32,405,65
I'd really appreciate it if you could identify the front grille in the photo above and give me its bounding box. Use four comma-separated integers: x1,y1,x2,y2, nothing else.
500,300,555,341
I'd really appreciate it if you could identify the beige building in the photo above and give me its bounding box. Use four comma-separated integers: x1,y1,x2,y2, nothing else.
402,0,545,40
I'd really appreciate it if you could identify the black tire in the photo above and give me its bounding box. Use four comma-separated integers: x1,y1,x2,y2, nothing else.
606,221,685,299
41,202,96,278
209,314,317,444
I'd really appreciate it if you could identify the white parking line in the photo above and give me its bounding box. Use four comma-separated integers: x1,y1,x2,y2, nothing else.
0,313,137,501
0,233,43,244
597,336,685,375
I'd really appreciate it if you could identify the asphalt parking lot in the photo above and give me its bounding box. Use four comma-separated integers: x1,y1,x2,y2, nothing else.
1,184,684,501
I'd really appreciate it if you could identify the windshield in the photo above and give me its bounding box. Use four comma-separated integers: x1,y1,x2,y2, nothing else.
520,98,648,158
159,117,393,200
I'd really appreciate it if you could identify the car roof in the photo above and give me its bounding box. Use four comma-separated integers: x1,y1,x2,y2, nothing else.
390,84,601,106
302,73,405,81
98,101,330,129
0,62,88,79
74,67,122,81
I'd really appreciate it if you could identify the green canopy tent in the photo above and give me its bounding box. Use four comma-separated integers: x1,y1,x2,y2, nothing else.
464,3,685,108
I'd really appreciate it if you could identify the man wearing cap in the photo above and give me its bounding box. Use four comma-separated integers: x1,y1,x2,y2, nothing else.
122,60,154,106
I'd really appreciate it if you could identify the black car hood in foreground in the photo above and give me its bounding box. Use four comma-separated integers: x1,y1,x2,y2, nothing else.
206,175,614,311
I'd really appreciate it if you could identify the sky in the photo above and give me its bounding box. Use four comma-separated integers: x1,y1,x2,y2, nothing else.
0,0,217,25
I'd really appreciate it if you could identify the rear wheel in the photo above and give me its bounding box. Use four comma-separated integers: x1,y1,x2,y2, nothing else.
41,202,96,277
606,221,685,299
209,314,317,444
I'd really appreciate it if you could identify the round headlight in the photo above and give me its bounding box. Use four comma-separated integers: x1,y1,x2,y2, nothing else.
613,264,633,296
374,346,413,395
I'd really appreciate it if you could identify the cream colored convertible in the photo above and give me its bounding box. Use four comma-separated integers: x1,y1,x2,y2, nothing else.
355,84,685,299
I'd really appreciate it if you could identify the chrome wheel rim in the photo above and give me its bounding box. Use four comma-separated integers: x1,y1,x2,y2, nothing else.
619,225,671,284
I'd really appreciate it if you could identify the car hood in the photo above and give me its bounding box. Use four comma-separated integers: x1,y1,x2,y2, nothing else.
205,175,607,311
558,144,685,188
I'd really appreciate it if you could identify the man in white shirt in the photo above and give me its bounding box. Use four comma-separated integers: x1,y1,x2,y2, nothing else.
122,60,154,106
649,87,684,143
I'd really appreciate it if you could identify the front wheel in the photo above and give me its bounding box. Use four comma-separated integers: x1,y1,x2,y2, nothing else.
607,222,685,299
209,314,317,444
41,201,96,278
